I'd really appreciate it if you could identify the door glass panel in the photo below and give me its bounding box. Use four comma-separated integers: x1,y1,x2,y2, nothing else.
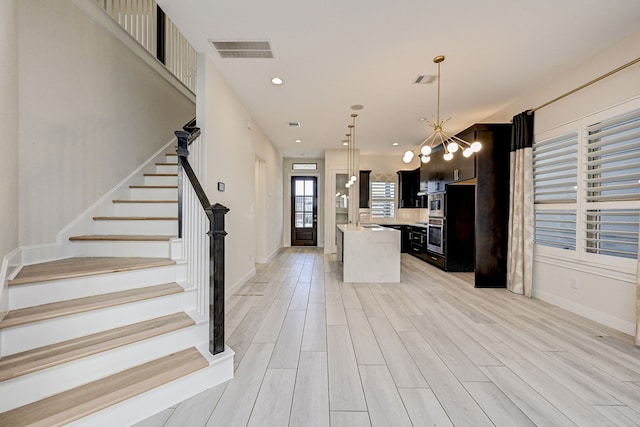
335,173,349,226
294,178,315,229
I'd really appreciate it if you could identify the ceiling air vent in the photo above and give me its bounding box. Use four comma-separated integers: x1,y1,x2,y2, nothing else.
414,75,437,85
288,122,301,127
210,41,274,58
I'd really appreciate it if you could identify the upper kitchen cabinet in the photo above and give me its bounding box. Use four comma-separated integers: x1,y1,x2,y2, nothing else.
420,147,447,194
359,170,371,208
398,168,421,208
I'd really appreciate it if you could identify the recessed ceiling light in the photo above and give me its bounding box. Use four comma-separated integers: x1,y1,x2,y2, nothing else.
418,117,427,122
392,142,399,146
295,139,302,143
351,104,364,110
342,142,349,146
271,77,283,85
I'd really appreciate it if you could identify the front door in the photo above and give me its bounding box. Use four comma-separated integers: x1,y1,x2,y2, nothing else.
291,176,317,246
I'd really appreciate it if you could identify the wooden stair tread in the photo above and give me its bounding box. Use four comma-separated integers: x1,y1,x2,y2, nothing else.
0,348,207,427
155,163,178,166
92,216,178,221
143,173,177,177
69,235,175,242
0,283,183,329
0,313,194,382
128,185,178,189
112,200,177,203
9,257,175,286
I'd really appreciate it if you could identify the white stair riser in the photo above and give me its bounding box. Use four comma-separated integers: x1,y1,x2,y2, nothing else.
143,175,177,186
0,323,206,412
155,164,178,174
1,292,186,356
129,187,177,200
70,240,173,258
8,264,186,310
113,202,178,217
93,220,178,236
164,154,177,163
69,347,234,427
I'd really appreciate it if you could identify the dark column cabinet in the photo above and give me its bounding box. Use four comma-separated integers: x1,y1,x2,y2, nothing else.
460,124,512,288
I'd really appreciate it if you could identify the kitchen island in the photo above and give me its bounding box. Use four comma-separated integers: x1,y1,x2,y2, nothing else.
336,224,401,282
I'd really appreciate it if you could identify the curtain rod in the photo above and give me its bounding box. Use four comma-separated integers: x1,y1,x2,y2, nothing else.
531,56,640,113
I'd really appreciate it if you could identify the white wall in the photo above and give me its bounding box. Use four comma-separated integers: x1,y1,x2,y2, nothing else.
0,0,19,319
198,54,283,294
283,158,325,248
483,30,640,334
17,0,195,246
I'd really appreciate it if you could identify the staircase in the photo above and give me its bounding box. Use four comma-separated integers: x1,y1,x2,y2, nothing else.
0,151,233,426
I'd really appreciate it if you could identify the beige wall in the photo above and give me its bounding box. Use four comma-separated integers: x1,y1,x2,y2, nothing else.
17,0,195,246
483,30,640,334
0,0,19,318
198,54,283,294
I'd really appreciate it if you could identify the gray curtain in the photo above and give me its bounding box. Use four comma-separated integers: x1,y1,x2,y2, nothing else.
507,111,534,297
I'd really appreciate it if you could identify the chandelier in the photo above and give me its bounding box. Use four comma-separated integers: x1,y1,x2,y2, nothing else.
345,113,358,188
403,55,481,164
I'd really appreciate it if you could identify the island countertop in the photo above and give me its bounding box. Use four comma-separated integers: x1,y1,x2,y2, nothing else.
337,224,400,232
336,224,401,283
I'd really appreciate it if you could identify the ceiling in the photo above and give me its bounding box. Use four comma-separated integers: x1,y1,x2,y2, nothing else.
157,0,640,158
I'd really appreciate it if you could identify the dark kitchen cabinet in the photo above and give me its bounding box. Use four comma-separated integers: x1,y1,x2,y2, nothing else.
451,150,476,182
458,124,512,288
445,185,475,272
420,148,447,194
398,168,421,208
359,170,371,208
383,224,410,253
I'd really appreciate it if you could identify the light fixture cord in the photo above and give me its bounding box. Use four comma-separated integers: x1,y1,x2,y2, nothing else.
436,61,441,125
351,114,357,176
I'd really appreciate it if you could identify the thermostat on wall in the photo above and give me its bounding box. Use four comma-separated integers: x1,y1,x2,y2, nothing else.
217,182,225,192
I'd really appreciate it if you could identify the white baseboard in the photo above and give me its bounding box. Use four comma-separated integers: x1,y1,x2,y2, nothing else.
534,289,636,336
225,268,257,303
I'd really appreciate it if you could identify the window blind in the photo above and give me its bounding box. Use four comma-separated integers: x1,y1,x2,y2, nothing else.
585,108,640,203
533,132,579,204
534,210,577,250
371,181,395,218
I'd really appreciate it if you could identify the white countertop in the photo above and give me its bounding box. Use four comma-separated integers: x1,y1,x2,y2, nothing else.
337,224,400,232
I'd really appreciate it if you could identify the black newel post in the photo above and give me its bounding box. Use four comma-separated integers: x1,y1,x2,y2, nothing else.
175,130,190,239
209,203,229,355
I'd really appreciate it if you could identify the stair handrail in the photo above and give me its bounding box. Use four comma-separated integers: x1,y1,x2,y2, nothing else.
175,120,227,356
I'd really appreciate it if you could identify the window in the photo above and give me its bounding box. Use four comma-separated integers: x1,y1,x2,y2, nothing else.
533,100,640,268
370,177,395,219
533,131,578,250
292,163,317,171
584,108,640,259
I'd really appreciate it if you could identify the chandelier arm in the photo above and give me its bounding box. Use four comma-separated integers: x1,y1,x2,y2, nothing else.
436,132,449,153
451,135,472,147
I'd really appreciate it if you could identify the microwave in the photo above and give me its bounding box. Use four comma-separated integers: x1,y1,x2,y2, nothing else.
428,193,444,217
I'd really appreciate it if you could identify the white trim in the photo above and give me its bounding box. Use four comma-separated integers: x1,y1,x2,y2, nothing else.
70,0,195,103
534,253,635,283
533,288,635,336
0,247,19,324
225,267,257,303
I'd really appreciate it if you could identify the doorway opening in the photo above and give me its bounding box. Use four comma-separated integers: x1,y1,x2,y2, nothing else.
291,176,318,246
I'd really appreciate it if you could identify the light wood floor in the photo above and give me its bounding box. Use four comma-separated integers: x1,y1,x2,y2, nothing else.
135,247,640,427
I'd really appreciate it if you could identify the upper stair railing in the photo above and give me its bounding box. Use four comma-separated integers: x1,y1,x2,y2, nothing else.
175,120,228,355
96,0,196,92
